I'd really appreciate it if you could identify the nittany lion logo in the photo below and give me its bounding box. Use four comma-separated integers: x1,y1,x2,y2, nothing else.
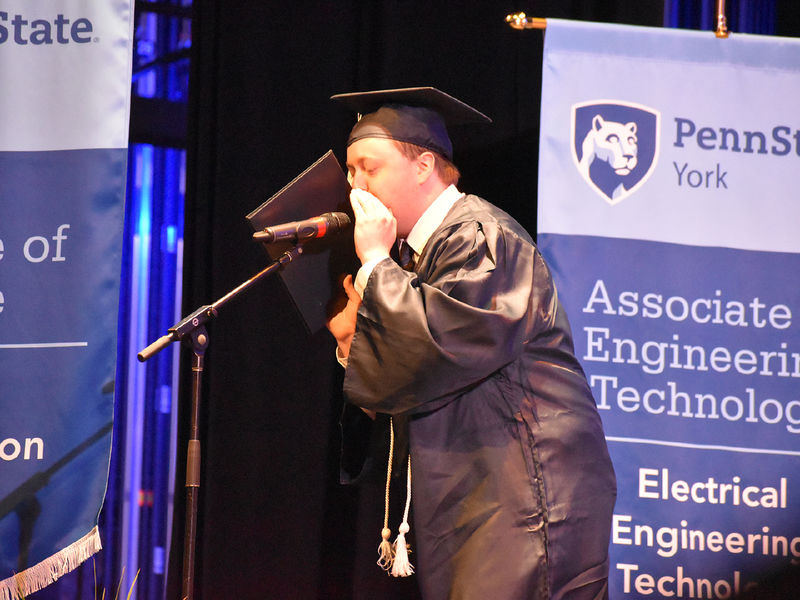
572,100,660,205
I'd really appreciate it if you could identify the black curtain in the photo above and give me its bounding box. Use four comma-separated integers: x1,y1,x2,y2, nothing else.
168,2,664,599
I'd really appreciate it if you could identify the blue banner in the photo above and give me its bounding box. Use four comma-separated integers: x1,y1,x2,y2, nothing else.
0,2,133,598
538,20,800,598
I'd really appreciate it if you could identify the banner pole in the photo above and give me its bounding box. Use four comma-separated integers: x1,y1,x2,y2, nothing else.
505,13,547,30
505,9,731,37
716,0,730,38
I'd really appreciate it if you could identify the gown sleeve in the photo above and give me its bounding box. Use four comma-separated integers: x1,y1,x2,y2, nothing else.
343,213,560,415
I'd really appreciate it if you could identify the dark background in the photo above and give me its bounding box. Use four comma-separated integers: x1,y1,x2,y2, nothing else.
167,2,800,598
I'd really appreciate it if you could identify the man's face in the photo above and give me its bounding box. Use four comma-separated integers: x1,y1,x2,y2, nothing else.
346,137,422,237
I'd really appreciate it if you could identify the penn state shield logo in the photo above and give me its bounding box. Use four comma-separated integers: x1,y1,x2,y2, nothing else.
571,100,660,205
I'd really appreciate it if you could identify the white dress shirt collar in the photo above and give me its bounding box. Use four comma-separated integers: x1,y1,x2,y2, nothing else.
404,184,464,258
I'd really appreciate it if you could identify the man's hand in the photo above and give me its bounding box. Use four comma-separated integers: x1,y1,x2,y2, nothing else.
326,274,361,359
350,188,396,265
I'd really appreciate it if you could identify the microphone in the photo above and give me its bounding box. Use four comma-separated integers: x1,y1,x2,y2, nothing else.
253,212,351,243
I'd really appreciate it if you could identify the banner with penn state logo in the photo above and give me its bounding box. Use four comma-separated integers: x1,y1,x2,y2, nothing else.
0,2,133,597
538,19,800,599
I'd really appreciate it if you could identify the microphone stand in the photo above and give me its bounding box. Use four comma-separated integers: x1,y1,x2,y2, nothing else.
137,243,305,600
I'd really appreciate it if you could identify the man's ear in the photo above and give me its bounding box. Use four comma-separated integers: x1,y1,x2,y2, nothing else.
415,151,436,183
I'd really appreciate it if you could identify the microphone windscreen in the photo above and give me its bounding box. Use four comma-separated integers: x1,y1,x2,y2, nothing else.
324,212,352,232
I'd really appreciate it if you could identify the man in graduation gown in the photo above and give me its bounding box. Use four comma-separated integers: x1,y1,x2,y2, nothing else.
327,88,616,600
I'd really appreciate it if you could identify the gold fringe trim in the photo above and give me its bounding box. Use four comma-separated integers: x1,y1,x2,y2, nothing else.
0,526,102,600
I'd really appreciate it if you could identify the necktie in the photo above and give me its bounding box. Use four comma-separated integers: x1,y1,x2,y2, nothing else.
398,241,415,272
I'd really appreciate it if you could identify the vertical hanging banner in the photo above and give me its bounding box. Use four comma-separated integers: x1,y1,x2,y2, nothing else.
0,1,133,598
538,20,800,599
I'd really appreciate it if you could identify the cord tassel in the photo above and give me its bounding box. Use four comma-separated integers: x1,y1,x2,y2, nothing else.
377,419,396,571
378,527,394,571
391,455,414,577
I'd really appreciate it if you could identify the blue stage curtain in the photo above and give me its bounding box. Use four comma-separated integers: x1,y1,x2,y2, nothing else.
665,0,777,34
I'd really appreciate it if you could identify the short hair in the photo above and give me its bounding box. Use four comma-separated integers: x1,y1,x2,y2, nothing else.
394,141,461,186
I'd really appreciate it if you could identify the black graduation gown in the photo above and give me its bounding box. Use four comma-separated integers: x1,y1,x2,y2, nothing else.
343,195,616,600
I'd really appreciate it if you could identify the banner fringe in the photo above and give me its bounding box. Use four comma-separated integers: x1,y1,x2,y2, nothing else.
0,526,101,600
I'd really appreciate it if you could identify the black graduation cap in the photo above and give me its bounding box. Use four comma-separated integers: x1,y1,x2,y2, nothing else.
330,87,491,161
246,151,358,335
